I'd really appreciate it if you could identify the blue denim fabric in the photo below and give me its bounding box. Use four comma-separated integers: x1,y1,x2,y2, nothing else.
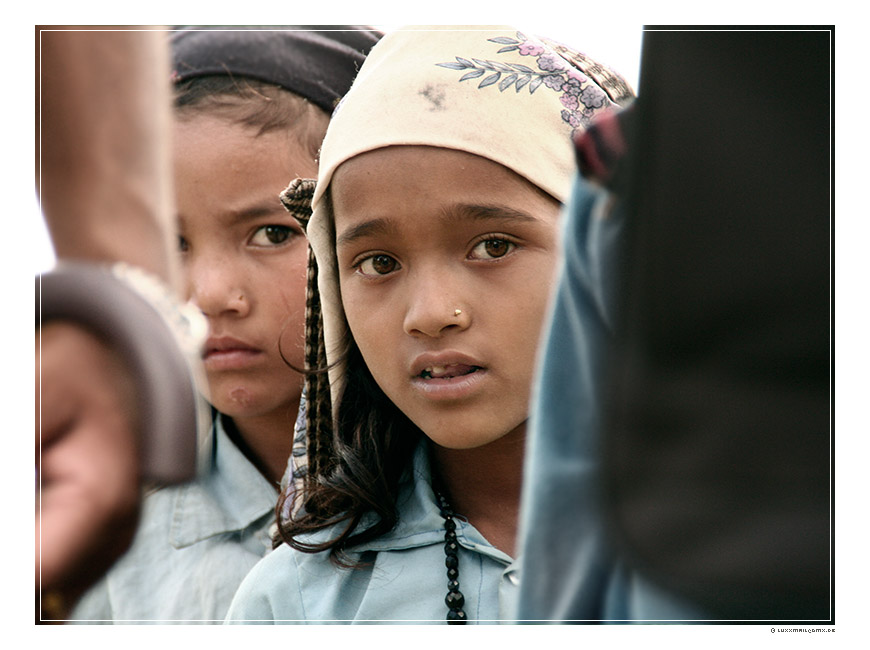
514,175,705,623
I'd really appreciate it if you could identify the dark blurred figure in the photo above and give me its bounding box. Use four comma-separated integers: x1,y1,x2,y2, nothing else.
516,28,831,622
603,28,830,621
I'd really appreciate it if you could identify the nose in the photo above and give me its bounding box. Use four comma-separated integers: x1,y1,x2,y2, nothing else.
402,268,469,338
185,254,249,319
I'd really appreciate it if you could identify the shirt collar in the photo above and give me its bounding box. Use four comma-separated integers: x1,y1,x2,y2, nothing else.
347,443,514,566
170,415,278,548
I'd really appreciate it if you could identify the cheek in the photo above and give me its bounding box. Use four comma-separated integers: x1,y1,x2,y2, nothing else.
341,291,399,386
278,259,308,314
268,240,309,306
339,278,376,341
345,305,387,364
270,248,311,353
493,257,559,355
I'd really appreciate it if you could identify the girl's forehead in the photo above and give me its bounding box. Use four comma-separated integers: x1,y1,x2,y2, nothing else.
330,146,560,244
332,145,553,202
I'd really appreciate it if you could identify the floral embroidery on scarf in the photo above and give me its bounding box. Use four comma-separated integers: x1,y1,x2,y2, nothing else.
436,31,611,135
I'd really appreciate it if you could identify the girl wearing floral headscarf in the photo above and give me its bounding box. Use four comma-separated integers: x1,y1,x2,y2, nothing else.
225,26,632,624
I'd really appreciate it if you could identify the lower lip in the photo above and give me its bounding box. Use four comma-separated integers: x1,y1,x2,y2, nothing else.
203,349,263,371
410,368,487,401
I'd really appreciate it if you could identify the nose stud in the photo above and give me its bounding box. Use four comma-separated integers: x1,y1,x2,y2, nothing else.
454,309,462,317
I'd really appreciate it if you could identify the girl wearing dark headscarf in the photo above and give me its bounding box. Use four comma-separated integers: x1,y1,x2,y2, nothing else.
69,26,380,623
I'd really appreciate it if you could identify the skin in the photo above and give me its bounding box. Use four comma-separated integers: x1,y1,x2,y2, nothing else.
36,27,174,619
37,322,140,619
38,27,177,287
174,114,313,484
332,145,561,556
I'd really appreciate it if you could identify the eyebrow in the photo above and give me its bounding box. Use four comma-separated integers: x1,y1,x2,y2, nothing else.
336,203,539,248
336,217,395,248
176,199,289,230
223,200,289,225
446,203,539,227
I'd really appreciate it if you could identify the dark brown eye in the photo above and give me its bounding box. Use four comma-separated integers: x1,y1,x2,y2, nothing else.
251,225,294,246
470,238,515,260
359,254,399,276
484,239,510,258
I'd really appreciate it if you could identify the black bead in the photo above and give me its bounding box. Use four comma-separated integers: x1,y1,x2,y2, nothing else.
445,590,465,609
436,490,468,623
447,609,467,624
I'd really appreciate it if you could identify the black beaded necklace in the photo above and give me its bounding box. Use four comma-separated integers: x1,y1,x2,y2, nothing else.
435,490,468,624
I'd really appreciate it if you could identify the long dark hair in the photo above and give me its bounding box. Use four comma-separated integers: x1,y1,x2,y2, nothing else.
274,184,422,567
276,340,422,567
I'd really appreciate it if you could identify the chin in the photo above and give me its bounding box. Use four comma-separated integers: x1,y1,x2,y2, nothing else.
421,424,516,451
409,404,527,451
209,387,270,419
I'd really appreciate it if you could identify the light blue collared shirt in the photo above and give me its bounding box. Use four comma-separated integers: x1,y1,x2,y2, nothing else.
225,443,520,624
70,415,278,623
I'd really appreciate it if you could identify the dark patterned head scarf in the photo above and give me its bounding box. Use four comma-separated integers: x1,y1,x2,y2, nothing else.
170,26,382,113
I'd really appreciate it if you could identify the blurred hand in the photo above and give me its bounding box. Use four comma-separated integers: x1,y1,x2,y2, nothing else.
36,322,141,621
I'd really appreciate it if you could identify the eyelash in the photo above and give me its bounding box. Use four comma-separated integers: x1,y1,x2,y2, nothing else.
249,225,298,247
176,225,300,254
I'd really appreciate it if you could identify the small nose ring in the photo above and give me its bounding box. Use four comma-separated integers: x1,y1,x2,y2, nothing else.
454,309,462,317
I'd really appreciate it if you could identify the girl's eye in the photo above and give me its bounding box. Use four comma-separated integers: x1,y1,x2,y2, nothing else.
358,254,400,276
250,225,296,247
469,238,515,260
178,235,189,253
